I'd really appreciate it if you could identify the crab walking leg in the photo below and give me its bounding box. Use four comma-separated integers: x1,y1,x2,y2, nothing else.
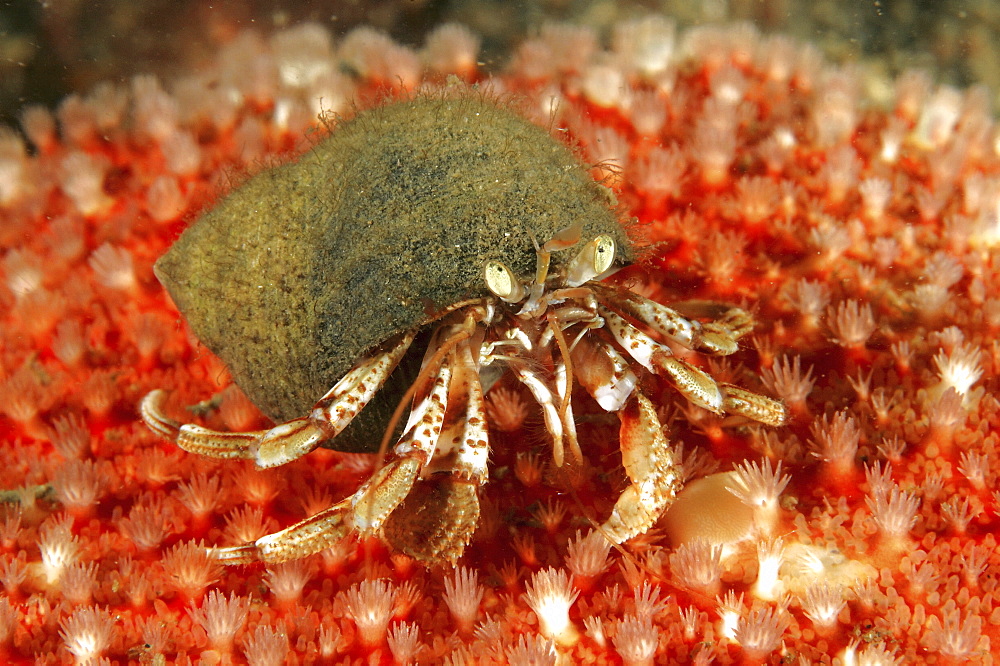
601,390,682,543
138,332,416,467
717,383,789,426
599,305,726,415
139,390,186,439
697,305,755,349
384,337,490,564
209,332,454,565
449,337,491,482
597,289,699,349
350,345,453,534
513,362,568,466
140,390,292,460
211,497,355,564
599,305,788,425
213,341,455,565
595,286,751,355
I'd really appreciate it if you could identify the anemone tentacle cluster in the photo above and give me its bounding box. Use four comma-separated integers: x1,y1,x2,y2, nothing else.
0,16,998,665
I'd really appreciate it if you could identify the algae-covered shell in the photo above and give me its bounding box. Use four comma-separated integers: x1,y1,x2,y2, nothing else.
156,94,633,449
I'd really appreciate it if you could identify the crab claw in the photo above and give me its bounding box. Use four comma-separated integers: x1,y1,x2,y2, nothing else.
602,391,682,544
350,457,421,533
383,475,481,564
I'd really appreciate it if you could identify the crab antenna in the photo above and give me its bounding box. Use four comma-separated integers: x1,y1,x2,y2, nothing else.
372,321,475,477
525,229,550,286
530,223,584,287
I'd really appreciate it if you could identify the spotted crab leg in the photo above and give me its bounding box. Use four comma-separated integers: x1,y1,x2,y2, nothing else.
211,330,455,564
594,285,752,355
139,331,416,468
212,497,355,564
349,333,453,534
383,335,489,564
601,390,682,543
217,322,493,566
598,304,788,426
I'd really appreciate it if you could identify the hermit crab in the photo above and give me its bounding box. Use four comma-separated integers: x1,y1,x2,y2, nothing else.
140,93,787,566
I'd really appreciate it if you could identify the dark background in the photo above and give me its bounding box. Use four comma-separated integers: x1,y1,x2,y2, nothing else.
1,0,997,128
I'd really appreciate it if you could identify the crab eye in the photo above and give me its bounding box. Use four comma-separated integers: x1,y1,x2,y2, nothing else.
485,260,527,303
593,235,616,274
565,234,617,287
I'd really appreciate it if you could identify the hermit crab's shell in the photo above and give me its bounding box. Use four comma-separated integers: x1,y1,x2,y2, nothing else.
156,94,633,450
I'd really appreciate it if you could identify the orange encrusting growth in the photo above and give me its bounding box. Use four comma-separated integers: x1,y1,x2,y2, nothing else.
0,16,998,665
